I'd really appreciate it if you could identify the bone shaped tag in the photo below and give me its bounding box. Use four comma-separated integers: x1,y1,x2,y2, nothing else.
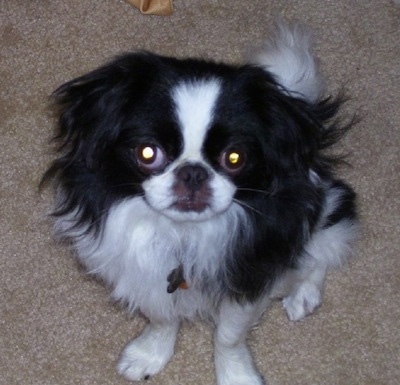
167,264,188,293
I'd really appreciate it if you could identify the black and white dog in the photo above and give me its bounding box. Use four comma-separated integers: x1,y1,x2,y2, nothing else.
43,22,358,385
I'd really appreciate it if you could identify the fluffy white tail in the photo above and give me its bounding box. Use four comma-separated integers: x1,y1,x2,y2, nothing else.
249,21,325,102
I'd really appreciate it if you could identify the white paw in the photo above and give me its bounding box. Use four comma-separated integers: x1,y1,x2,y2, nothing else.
215,343,265,385
117,324,178,381
283,282,322,321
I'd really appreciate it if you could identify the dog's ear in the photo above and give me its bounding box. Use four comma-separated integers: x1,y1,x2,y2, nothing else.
266,92,352,179
41,53,162,232
50,52,159,168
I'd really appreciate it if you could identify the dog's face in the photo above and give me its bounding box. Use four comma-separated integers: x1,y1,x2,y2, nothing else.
140,79,247,222
135,79,234,221
51,53,318,226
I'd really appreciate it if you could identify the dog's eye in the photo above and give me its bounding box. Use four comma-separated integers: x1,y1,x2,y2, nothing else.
135,144,167,172
219,149,246,174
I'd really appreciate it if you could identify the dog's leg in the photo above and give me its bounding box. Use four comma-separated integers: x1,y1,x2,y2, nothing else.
117,320,179,381
282,267,326,321
214,299,267,385
282,216,357,321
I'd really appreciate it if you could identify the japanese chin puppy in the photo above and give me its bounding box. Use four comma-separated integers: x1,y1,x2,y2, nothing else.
43,22,358,385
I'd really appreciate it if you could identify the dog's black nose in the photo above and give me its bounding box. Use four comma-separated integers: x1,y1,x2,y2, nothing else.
175,163,209,190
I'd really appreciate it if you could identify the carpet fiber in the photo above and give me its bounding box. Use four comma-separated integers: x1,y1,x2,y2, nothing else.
1,1,399,384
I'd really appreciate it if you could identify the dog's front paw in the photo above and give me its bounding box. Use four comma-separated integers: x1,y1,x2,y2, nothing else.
215,343,265,385
283,282,322,321
117,323,178,381
117,344,171,381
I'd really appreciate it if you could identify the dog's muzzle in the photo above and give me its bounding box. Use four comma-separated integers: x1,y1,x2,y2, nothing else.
172,163,211,212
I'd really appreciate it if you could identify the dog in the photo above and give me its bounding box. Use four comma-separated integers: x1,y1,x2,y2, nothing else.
43,22,358,385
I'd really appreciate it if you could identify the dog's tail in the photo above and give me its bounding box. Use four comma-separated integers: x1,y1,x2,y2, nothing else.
248,21,325,103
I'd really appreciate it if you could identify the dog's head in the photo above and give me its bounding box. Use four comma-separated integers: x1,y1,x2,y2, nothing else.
46,52,338,228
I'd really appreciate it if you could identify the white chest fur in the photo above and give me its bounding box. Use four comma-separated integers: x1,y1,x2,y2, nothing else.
59,197,249,321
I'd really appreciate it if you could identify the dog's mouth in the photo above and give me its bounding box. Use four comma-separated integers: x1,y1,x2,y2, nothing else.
173,193,210,212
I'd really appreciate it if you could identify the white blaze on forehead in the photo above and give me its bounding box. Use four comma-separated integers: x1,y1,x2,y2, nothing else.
172,79,221,159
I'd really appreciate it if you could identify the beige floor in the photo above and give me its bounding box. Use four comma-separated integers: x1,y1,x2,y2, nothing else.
1,1,399,384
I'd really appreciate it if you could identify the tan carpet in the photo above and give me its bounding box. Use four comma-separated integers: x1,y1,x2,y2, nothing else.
1,1,399,384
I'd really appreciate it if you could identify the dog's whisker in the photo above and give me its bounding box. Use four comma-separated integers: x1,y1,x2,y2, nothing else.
233,198,270,219
112,182,143,189
236,187,270,196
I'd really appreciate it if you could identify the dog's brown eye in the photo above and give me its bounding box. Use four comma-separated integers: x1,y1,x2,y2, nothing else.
135,144,167,172
219,149,246,174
